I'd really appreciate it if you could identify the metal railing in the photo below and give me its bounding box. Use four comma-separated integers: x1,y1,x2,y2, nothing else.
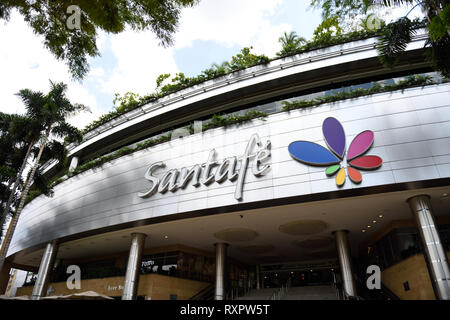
270,278,291,300
227,283,253,300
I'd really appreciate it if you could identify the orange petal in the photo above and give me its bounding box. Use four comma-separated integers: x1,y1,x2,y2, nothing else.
348,167,362,183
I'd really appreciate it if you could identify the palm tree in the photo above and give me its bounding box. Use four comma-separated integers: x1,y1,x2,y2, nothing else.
0,113,41,238
277,31,306,56
0,81,87,272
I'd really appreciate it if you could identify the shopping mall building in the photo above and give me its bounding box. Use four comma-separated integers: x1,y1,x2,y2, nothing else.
1,30,449,300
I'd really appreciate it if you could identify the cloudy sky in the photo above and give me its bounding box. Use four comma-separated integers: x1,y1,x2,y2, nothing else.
0,0,420,130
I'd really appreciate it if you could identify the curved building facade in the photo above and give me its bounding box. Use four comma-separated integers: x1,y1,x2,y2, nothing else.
3,32,450,300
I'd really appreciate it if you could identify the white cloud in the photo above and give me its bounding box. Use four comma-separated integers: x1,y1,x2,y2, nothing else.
89,67,105,78
100,0,290,97
66,84,103,129
174,0,286,55
0,10,103,129
100,0,294,98
252,22,292,57
100,30,179,97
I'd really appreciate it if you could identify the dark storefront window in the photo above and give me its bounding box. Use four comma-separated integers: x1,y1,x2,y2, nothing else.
177,251,215,282
372,225,450,270
49,259,124,283
141,251,178,276
394,228,422,260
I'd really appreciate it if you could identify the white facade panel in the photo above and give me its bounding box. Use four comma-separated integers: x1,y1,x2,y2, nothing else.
7,83,450,257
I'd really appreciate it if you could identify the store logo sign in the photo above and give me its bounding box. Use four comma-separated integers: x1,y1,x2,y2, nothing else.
138,133,271,201
288,117,382,186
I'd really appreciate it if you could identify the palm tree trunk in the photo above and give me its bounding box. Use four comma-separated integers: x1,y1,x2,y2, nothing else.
0,127,50,273
0,179,13,217
0,141,35,235
0,179,13,236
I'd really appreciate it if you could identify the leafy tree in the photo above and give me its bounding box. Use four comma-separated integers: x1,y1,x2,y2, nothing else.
0,81,87,273
228,47,270,71
312,15,344,42
155,73,172,90
113,92,143,113
0,0,199,80
311,0,450,77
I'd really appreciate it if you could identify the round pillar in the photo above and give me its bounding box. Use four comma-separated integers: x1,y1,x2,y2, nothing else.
122,233,147,300
333,230,357,298
408,195,450,300
31,240,59,300
256,264,261,290
214,243,228,300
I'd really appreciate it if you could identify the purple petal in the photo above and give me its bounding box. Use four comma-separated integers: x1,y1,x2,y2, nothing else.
347,130,375,160
322,117,346,159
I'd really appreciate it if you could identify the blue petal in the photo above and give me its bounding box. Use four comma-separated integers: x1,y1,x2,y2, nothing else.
288,141,340,166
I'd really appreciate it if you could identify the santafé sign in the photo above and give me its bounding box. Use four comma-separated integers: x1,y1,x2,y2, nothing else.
138,133,272,201
138,117,383,201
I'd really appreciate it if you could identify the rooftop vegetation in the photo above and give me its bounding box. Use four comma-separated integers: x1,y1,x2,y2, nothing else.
81,18,427,135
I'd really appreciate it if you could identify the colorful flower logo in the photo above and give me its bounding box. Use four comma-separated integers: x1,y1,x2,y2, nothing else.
288,117,382,186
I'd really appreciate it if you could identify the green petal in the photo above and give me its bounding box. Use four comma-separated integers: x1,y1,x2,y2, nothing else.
326,164,340,176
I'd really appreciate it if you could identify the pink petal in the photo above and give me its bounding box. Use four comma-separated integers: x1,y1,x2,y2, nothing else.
347,130,374,160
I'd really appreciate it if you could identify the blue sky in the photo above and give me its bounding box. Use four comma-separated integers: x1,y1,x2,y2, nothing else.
0,0,420,129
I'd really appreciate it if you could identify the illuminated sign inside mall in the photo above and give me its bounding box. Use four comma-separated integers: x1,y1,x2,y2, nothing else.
288,117,382,186
138,133,271,200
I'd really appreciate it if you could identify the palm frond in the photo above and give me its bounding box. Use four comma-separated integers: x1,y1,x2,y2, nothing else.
377,17,416,67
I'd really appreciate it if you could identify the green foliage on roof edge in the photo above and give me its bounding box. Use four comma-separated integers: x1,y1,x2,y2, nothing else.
82,47,270,134
82,19,428,135
282,75,439,111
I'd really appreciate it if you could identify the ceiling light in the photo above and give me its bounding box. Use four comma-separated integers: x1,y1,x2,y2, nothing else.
372,220,377,224
164,235,168,239
362,229,366,233
378,214,383,218
442,193,449,198
367,225,371,228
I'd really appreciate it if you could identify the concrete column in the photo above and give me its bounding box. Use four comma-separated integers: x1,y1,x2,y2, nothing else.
68,156,79,172
214,243,228,300
122,233,147,300
256,265,261,290
408,195,450,300
333,230,357,298
31,240,59,300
